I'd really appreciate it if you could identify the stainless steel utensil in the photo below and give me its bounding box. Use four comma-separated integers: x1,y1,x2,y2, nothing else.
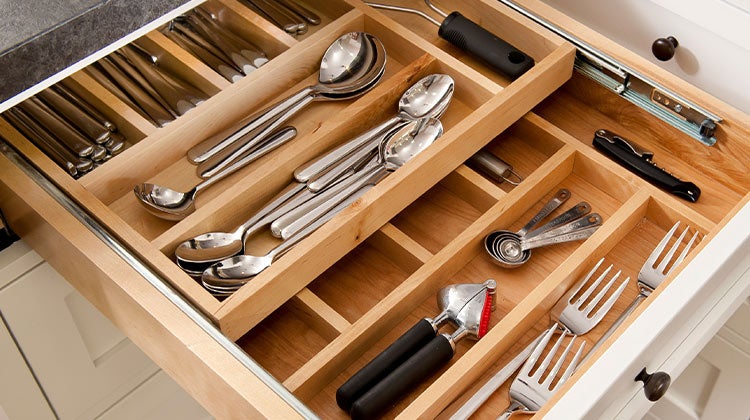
52,83,117,132
247,0,307,34
165,23,245,83
585,221,699,359
497,325,585,419
192,8,269,68
295,73,454,190
200,189,364,288
484,190,603,268
271,117,443,239
133,126,296,220
452,258,629,419
35,88,111,144
16,98,95,157
186,31,386,166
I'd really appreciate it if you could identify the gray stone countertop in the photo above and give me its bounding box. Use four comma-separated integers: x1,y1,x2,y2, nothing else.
0,0,194,105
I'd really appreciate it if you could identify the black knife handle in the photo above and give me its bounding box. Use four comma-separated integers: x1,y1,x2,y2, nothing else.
593,131,700,202
438,12,534,80
336,318,436,412
349,334,454,420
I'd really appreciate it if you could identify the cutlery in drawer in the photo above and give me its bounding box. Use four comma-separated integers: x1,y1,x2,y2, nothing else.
593,129,701,202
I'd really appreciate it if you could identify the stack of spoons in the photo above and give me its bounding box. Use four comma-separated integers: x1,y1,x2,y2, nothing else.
171,73,454,297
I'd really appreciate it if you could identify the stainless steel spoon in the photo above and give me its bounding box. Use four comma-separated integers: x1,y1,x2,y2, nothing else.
271,117,444,239
200,191,363,295
133,126,296,220
186,31,386,164
295,73,455,190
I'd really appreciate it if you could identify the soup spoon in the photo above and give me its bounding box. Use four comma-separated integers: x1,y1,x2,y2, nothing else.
133,126,296,220
203,117,443,283
296,73,455,191
187,31,386,165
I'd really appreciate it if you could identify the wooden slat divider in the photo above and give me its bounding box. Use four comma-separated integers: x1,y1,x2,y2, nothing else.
440,165,507,213
289,287,351,342
368,222,433,274
141,30,230,94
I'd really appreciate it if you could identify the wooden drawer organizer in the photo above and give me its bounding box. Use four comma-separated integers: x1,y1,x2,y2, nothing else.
1,0,750,418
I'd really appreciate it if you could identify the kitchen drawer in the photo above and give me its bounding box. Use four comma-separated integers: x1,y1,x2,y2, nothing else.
0,0,748,419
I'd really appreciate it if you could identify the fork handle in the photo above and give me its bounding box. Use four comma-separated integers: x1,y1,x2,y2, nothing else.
336,319,436,412
582,291,648,365
350,334,454,420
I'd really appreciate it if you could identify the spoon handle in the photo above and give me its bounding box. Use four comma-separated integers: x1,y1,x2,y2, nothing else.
199,93,312,179
194,126,297,193
516,189,570,237
305,132,381,192
294,115,399,183
277,165,388,240
187,87,312,163
267,183,367,262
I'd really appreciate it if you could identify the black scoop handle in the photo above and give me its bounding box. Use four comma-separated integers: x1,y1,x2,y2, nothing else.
350,334,454,420
336,318,436,412
438,12,534,79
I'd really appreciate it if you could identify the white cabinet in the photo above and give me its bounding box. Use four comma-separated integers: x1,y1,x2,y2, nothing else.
647,298,750,420
0,241,211,420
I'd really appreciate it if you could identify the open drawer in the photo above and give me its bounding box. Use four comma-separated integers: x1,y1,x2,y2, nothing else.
1,0,749,419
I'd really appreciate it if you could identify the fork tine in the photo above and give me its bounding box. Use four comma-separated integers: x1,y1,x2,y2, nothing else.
646,221,680,269
521,325,557,377
554,339,586,391
579,266,616,316
668,230,699,275
588,273,630,323
655,224,689,274
540,333,577,389
571,259,609,309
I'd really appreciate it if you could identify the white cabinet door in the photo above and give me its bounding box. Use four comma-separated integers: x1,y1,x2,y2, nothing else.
0,315,56,419
0,261,159,419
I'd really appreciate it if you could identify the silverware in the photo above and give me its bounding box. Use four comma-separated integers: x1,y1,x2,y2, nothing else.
165,23,245,82
4,108,92,176
52,83,117,132
35,88,111,144
497,325,585,419
16,98,95,157
133,126,296,221
95,58,174,126
452,258,629,419
186,31,385,166
585,221,699,359
246,0,308,34
295,73,455,190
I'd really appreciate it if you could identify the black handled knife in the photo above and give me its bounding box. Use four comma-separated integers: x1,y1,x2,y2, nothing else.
593,129,701,202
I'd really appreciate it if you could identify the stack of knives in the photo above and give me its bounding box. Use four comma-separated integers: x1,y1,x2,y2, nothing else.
5,84,128,178
241,0,321,35
163,7,270,83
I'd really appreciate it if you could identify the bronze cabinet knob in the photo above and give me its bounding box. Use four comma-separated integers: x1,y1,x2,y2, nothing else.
652,36,679,61
634,367,671,401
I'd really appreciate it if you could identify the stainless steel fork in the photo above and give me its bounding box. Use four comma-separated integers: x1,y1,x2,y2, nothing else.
497,324,585,419
451,258,628,419
587,221,699,357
